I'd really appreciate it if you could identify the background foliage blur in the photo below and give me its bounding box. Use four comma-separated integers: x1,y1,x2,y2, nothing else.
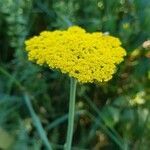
0,0,150,149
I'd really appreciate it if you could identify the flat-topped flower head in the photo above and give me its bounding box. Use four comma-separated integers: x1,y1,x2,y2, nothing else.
25,26,126,83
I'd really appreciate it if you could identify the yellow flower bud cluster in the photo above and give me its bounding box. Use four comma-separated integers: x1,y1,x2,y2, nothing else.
25,26,126,83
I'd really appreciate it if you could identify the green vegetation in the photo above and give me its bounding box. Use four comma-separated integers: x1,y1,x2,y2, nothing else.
0,0,150,149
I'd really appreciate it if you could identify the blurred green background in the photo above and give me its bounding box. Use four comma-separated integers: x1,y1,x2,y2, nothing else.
0,0,150,149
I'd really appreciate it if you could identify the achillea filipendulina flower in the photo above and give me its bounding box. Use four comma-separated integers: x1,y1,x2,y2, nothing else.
25,26,126,83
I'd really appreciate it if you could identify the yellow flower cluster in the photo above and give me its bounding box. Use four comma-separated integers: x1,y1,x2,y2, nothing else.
25,26,126,83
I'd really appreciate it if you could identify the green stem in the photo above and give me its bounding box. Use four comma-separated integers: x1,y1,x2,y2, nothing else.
65,78,77,150
24,94,53,150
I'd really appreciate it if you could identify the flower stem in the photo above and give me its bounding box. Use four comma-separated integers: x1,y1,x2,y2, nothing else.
65,78,77,150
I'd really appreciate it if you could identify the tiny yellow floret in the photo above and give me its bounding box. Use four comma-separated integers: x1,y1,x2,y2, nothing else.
25,26,126,83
